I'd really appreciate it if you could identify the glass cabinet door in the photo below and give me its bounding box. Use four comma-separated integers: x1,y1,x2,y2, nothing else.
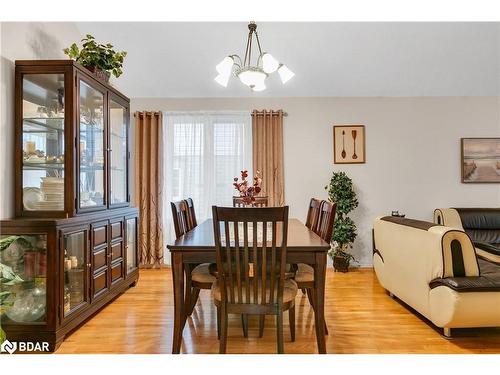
63,230,87,317
22,74,65,212
79,79,105,210
109,99,128,205
0,234,47,324
126,218,137,273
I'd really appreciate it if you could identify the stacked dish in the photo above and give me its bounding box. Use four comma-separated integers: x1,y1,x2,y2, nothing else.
32,177,64,210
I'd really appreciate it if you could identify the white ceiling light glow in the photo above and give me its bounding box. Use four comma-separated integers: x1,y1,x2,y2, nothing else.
214,22,294,91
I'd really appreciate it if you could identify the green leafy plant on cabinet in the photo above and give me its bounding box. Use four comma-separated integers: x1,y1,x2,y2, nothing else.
64,34,127,79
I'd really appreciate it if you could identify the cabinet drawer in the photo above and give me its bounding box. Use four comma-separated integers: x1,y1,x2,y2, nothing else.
92,248,107,272
92,225,108,248
111,261,124,285
111,241,123,261
92,270,109,299
110,221,123,240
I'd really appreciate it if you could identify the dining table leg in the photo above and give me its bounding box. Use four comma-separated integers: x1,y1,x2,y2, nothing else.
313,252,327,354
172,252,185,354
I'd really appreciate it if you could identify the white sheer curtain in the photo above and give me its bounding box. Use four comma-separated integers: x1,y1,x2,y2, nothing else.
162,111,252,262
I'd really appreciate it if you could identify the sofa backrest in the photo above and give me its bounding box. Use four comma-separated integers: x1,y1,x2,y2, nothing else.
455,208,500,244
434,208,500,244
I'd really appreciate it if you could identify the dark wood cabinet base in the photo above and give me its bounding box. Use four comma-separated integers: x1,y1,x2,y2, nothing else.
3,272,138,353
1,207,139,353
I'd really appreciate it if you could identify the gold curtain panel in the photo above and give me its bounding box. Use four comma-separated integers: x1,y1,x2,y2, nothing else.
134,111,164,268
252,110,285,207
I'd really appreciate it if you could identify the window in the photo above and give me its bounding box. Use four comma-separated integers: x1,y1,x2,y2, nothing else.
163,111,252,249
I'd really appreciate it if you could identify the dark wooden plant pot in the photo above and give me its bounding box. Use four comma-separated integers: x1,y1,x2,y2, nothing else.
84,65,111,83
333,255,350,273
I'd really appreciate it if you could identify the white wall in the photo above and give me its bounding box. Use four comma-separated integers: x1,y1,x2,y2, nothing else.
1,23,499,266
131,97,500,266
0,22,82,218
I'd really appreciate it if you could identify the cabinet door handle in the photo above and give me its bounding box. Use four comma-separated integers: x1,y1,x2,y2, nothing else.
87,263,91,268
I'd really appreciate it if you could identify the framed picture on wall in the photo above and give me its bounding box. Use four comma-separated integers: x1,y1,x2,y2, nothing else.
461,138,500,183
333,125,366,164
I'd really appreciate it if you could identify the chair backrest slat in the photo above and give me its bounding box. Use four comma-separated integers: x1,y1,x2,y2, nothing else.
212,206,289,308
243,221,250,304
316,200,337,243
261,221,267,304
233,221,243,303
305,198,322,231
269,221,277,304
252,220,259,305
233,196,269,207
184,198,197,231
223,221,235,303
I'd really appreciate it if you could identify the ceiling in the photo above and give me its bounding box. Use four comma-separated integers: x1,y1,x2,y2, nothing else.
75,22,500,98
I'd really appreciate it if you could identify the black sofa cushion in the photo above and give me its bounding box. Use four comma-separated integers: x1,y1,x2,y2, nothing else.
429,259,500,292
455,208,500,244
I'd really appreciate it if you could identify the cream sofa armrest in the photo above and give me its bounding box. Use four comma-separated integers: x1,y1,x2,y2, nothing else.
433,208,463,230
428,227,479,277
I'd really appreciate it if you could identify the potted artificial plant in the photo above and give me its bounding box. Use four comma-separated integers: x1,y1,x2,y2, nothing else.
64,34,127,83
325,171,359,272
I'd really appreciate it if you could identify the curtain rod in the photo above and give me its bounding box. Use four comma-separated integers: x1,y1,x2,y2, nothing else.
134,110,288,117
134,111,162,117
252,110,288,117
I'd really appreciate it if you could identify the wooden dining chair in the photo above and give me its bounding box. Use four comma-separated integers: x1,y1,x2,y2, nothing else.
171,200,189,239
305,198,322,231
185,197,197,230
233,195,282,338
211,206,297,354
232,196,269,207
171,199,215,316
294,199,336,335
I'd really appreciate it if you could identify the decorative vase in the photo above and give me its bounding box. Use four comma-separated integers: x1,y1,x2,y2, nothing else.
333,255,350,273
84,65,111,83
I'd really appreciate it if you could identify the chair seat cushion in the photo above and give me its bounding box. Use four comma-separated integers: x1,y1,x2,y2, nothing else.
294,263,314,283
192,263,216,283
211,278,298,304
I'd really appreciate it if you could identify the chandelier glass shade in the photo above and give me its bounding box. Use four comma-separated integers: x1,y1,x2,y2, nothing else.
214,22,294,91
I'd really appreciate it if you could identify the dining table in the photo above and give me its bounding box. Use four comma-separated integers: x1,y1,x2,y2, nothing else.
167,218,331,354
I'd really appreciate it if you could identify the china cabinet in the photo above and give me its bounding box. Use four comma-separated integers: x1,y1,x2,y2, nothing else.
1,61,138,352
15,60,130,217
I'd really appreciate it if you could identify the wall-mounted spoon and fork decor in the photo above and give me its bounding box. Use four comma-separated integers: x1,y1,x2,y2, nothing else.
333,125,366,164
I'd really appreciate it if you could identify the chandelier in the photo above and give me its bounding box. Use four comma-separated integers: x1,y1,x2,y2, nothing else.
214,22,295,91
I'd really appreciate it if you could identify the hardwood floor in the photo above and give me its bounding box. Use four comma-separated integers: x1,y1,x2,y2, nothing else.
56,268,500,354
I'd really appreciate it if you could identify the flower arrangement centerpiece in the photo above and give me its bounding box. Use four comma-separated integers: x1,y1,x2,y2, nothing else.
233,170,262,206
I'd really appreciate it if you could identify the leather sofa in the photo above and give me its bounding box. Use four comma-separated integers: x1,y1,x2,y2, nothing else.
373,215,500,337
434,208,500,264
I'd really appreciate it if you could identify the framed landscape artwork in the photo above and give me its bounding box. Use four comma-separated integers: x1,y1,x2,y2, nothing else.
461,138,500,183
333,125,366,164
